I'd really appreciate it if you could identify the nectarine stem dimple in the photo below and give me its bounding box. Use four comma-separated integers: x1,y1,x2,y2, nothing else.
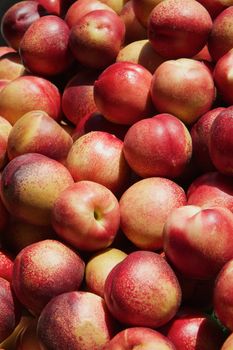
94,209,101,221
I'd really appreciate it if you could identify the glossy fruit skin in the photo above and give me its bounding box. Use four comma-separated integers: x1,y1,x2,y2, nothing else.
164,205,233,280
162,309,225,350
123,113,192,179
94,61,154,125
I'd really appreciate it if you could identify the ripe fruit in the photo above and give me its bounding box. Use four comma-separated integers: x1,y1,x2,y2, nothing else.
104,250,181,328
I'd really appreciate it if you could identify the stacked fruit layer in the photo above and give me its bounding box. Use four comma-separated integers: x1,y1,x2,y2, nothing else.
0,0,233,349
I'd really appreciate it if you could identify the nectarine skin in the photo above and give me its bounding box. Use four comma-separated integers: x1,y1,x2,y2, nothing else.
0,75,61,125
208,6,233,61
1,1,47,50
20,15,73,76
214,259,233,331
190,107,225,172
62,70,98,126
209,109,233,176
104,250,181,328
162,308,225,350
105,327,176,349
69,10,125,69
0,250,13,282
37,291,116,350
66,131,131,194
214,49,233,105
0,277,20,344
52,181,120,251
12,239,85,315
123,113,192,178
0,153,74,226
94,61,154,125
164,205,233,279
119,177,187,250
148,0,213,59
65,0,115,28
85,248,127,297
150,59,215,125
7,110,73,162
187,171,233,212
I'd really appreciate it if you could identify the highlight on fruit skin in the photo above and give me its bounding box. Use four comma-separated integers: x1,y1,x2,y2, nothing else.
0,0,233,348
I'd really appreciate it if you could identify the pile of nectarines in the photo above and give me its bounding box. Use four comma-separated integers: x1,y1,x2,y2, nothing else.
1,0,233,349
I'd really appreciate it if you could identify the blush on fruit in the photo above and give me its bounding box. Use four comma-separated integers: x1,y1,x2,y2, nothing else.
105,327,176,349
190,107,225,172
148,0,212,59
164,205,233,279
0,250,13,282
94,61,154,124
51,181,120,251
19,15,73,76
7,110,73,162
161,308,225,350
65,0,115,28
213,258,233,332
0,1,47,50
119,177,187,250
62,69,98,126
69,10,125,69
150,58,215,125
214,48,233,105
0,153,74,226
0,75,61,125
12,239,85,315
123,113,192,178
208,6,233,61
0,277,21,344
209,108,233,176
66,131,131,194
104,250,181,328
187,171,233,212
37,291,116,350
